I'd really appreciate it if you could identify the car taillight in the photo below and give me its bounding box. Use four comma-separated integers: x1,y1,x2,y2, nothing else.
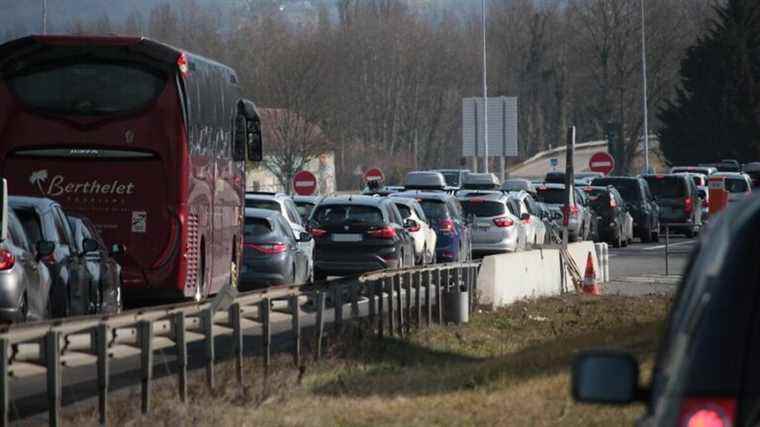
685,197,693,214
406,223,421,232
310,228,328,238
0,250,15,270
493,217,514,227
177,52,189,77
439,218,455,233
610,197,617,208
368,226,397,239
679,398,735,427
246,243,287,254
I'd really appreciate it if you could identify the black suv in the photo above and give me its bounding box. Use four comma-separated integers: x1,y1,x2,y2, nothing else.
309,196,416,280
590,176,660,242
583,186,633,247
642,174,702,238
572,193,760,427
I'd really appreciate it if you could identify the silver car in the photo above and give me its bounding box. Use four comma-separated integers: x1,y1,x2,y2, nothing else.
457,192,526,254
0,211,55,322
506,191,548,247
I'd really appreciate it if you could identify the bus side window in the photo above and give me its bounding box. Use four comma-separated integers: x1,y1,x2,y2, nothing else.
233,114,246,161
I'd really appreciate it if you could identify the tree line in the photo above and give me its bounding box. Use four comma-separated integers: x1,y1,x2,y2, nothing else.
2,0,719,188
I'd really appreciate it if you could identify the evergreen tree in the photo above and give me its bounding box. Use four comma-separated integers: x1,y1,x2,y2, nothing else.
658,0,760,164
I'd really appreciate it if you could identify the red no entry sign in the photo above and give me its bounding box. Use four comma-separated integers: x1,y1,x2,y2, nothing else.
589,152,615,175
293,170,318,196
364,168,385,184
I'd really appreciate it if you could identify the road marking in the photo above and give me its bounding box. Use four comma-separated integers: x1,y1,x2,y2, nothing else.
642,241,694,251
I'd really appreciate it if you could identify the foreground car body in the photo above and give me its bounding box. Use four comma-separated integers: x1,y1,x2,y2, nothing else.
572,193,760,426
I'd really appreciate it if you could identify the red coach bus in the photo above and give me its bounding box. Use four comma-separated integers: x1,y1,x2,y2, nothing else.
0,35,263,303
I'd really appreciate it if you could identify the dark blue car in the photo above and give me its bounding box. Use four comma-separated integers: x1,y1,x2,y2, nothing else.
391,191,472,263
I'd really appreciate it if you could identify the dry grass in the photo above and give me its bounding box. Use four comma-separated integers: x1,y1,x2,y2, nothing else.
61,294,671,427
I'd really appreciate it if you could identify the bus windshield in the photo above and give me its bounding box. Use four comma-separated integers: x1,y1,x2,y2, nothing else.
6,62,166,116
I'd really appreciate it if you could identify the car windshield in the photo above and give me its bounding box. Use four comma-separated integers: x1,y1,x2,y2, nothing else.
439,172,460,187
245,199,281,212
591,179,640,202
243,217,272,240
644,177,687,198
394,203,413,220
313,205,384,226
724,177,749,193
13,208,43,245
534,188,566,205
460,200,506,217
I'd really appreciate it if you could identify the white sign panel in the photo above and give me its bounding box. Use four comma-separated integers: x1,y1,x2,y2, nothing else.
462,96,518,157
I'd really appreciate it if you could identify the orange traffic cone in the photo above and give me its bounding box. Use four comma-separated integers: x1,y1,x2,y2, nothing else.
582,251,601,295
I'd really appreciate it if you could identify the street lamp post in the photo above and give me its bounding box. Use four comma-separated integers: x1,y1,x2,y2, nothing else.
42,0,48,34
482,0,489,173
640,0,650,173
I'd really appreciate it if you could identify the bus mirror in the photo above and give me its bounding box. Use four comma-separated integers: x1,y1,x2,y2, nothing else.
233,115,246,162
246,120,263,162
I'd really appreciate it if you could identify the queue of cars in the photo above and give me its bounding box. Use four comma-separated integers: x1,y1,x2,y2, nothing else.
0,194,123,324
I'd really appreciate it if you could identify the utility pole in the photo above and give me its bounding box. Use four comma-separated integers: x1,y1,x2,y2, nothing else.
481,0,489,173
42,0,48,34
640,0,650,174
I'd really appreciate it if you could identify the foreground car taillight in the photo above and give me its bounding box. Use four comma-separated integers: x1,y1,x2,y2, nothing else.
679,398,735,427
310,228,328,238
0,250,15,270
245,243,287,255
493,217,514,228
439,218,455,233
685,197,694,214
368,226,397,239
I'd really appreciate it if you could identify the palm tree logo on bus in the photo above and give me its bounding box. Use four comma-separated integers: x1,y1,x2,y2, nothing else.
30,170,49,196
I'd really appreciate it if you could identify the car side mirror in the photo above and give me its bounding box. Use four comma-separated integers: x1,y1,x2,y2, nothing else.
297,231,313,243
110,243,126,256
520,213,531,222
35,240,55,260
81,238,99,255
571,351,642,405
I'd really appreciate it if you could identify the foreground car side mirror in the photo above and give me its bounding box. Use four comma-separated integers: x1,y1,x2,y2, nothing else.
110,243,126,256
81,238,99,255
35,240,55,261
572,351,642,405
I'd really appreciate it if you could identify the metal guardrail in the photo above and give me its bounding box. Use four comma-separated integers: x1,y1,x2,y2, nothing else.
0,261,480,427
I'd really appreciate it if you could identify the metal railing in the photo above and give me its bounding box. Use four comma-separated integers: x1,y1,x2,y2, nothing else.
0,261,480,427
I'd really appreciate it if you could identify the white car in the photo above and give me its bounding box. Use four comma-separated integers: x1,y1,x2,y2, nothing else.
506,191,547,248
713,172,753,206
390,197,437,264
244,192,315,281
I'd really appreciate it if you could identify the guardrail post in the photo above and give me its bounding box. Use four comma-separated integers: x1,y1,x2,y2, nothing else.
230,302,244,383
95,324,109,425
289,295,301,367
315,292,325,361
395,275,403,337
138,320,153,415
437,270,445,324
333,285,343,334
405,273,412,334
368,280,376,330
414,272,422,328
46,331,61,427
350,283,360,319
387,277,395,336
202,310,215,388
173,312,188,402
377,281,384,338
260,298,271,369
426,270,432,326
0,338,8,427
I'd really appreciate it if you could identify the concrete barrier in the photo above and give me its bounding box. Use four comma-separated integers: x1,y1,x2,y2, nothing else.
477,241,601,309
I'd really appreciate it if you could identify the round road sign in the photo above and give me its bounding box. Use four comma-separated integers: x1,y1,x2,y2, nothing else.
293,170,318,196
364,167,385,184
589,152,615,175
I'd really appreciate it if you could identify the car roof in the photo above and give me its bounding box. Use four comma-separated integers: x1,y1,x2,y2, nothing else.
535,183,567,190
292,195,321,203
592,176,640,182
391,190,452,201
713,172,748,178
245,192,288,200
244,208,283,220
457,191,506,201
316,195,390,206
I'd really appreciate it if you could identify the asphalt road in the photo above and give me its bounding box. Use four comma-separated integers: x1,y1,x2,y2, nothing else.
606,234,697,296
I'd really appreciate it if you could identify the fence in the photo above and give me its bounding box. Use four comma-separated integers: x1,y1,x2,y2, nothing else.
0,261,480,427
